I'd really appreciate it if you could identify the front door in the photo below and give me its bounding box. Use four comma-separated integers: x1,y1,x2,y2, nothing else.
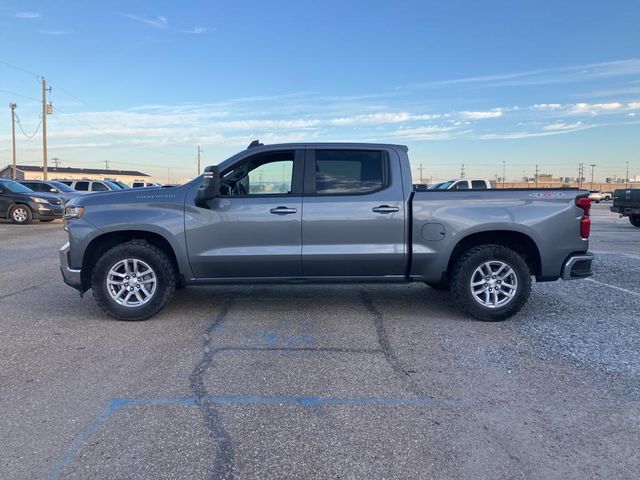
301,148,407,277
186,149,304,279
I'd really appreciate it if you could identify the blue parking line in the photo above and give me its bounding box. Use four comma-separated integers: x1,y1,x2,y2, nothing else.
45,394,460,479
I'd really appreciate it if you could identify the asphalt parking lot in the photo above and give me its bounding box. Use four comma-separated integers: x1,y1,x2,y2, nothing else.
1,203,639,479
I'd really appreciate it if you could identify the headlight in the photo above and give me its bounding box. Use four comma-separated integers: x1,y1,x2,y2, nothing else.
64,206,84,219
30,196,49,204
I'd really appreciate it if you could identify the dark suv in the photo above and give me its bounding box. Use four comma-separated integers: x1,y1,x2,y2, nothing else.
18,180,85,205
0,179,64,224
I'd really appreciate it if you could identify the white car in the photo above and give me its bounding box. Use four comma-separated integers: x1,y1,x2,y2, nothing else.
588,191,610,203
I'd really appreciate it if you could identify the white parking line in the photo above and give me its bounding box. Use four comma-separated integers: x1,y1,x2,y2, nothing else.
585,278,640,297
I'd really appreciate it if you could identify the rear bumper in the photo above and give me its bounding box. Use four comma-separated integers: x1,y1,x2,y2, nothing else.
561,253,594,280
59,242,82,290
610,206,640,216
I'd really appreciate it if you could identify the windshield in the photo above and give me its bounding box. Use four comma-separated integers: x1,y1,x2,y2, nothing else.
429,181,455,190
104,181,122,190
112,181,130,189
50,181,75,193
0,180,34,193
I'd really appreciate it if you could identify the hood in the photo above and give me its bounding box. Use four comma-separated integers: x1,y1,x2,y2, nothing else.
66,184,185,207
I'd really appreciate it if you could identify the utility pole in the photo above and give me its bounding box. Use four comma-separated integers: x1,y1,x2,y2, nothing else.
10,103,17,179
626,161,630,188
52,157,61,168
41,78,52,180
578,163,584,189
104,159,109,170
460,163,465,179
197,146,202,175
535,164,539,188
418,163,424,183
589,164,597,190
502,160,506,188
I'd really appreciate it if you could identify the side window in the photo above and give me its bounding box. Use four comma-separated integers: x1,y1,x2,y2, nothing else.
314,150,385,195
453,181,469,190
220,151,295,196
74,181,89,191
471,180,487,190
92,182,109,192
24,182,40,191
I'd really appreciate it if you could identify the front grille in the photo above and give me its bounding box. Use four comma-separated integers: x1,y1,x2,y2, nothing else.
50,199,62,206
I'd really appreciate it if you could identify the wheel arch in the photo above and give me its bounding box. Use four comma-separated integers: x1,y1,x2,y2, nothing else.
446,230,542,280
81,230,182,291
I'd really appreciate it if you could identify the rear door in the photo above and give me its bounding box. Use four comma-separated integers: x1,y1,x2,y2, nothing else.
187,149,304,279
301,148,406,277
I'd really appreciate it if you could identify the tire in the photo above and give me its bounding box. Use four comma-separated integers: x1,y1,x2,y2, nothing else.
91,240,176,321
40,218,56,222
450,244,532,322
425,280,450,291
9,205,33,225
630,215,640,228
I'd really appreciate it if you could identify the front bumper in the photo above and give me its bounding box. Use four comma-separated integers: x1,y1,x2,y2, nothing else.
34,204,64,219
561,252,594,280
59,242,82,290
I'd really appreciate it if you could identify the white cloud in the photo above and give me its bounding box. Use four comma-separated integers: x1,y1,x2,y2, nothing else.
14,11,41,18
459,109,503,120
122,14,168,28
329,112,436,126
531,103,564,111
38,29,73,36
542,121,583,131
628,102,640,110
184,26,207,34
569,102,624,115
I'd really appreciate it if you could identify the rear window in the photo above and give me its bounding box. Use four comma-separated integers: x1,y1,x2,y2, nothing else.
74,181,89,191
314,150,385,195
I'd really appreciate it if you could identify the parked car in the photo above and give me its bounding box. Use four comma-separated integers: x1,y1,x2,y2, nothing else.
588,191,609,203
0,178,64,224
610,188,640,227
57,179,123,192
18,179,86,204
131,180,161,188
60,141,593,322
428,178,492,190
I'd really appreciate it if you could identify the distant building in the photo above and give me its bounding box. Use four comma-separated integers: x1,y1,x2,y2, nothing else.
0,165,150,184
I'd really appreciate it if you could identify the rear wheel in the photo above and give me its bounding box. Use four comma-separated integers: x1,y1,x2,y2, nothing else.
630,215,640,228
9,205,32,225
92,240,176,321
450,244,531,321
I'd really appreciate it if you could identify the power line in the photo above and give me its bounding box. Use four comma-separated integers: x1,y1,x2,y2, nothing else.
14,112,42,138
0,88,40,102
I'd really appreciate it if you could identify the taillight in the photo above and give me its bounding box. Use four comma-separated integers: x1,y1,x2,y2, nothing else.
576,196,591,238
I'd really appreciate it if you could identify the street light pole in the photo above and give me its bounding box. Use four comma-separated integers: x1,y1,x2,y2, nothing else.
589,164,597,191
10,103,17,179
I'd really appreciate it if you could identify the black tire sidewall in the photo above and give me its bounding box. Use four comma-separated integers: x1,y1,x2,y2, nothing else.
451,245,531,321
92,242,175,321
10,205,32,225
630,215,640,228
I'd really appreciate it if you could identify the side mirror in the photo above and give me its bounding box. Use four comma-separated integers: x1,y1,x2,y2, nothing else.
51,188,58,193
197,165,220,205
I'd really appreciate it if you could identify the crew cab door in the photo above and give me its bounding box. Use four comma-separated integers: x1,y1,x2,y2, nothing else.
186,149,304,279
301,148,406,277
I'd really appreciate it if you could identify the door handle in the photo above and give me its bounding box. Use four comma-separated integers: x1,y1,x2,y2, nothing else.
270,206,297,215
372,205,399,214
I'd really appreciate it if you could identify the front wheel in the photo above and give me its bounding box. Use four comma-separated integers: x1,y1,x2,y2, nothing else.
91,240,176,321
630,215,640,228
450,245,532,321
10,205,33,225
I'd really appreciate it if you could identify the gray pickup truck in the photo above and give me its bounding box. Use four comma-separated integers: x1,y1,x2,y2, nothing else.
60,142,593,322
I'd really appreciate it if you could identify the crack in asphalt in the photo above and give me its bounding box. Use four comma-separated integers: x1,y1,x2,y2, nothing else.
0,280,52,300
188,298,236,480
360,289,422,396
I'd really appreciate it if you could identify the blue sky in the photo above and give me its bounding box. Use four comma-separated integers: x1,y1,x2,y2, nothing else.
0,0,639,183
